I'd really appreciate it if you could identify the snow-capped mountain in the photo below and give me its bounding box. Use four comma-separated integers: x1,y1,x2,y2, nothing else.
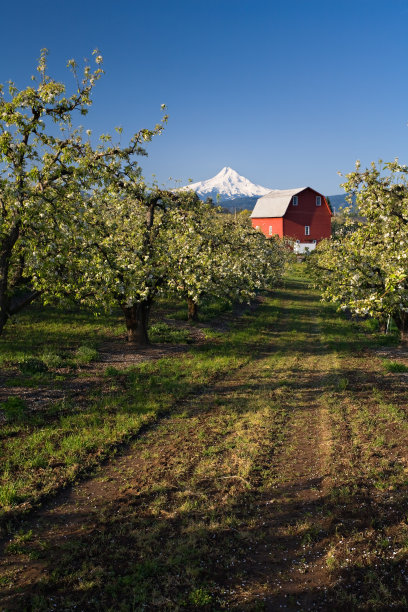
179,167,272,202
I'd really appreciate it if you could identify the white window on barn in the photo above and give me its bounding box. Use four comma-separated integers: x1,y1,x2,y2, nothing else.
293,195,298,206
316,196,321,206
269,226,273,235
305,226,310,236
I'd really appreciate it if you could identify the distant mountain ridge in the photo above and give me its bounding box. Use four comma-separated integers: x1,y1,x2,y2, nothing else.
327,193,357,214
219,193,356,214
179,168,352,213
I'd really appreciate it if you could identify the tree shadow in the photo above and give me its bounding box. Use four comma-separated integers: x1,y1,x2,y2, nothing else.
1,275,407,609
2,454,407,610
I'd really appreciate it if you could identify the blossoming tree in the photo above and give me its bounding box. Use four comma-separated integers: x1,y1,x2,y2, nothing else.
166,202,287,320
310,160,408,341
30,183,204,345
0,50,166,335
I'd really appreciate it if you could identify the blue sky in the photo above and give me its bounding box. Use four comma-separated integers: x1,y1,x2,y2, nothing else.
1,0,407,194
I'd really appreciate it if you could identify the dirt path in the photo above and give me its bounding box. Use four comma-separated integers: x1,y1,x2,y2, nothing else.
1,274,408,610
0,301,257,412
0,338,198,411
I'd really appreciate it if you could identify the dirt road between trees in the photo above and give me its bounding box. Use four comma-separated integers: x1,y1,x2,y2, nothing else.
1,271,408,610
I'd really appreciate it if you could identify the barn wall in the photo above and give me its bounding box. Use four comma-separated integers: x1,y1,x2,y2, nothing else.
283,188,331,243
251,217,283,238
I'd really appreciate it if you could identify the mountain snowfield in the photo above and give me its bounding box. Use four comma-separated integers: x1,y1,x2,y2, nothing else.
179,167,274,201
178,167,343,212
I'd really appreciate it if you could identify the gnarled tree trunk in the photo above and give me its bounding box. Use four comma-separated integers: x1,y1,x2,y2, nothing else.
187,297,198,322
121,300,151,346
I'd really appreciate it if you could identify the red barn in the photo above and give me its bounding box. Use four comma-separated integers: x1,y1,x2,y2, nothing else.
250,187,331,251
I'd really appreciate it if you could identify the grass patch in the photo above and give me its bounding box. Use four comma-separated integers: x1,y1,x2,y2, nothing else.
40,350,65,369
0,293,277,526
149,322,191,343
18,357,48,374
188,587,213,606
0,397,28,423
74,345,99,365
3,265,408,610
154,294,233,322
382,359,408,373
5,530,33,555
1,332,290,610
0,304,125,369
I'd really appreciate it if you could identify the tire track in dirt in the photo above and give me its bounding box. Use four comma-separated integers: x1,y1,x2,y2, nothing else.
316,348,408,609
5,276,391,610
0,295,294,610
224,307,337,611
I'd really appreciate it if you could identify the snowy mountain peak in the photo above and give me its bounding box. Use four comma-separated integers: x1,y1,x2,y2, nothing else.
217,166,234,176
179,167,272,201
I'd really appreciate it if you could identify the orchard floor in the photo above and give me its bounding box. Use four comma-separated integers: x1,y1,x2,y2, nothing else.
1,269,408,610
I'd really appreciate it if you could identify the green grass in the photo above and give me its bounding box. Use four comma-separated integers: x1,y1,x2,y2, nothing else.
74,345,99,365
382,359,408,373
18,356,48,374
0,396,28,423
149,322,192,343
0,311,291,609
153,294,233,322
0,293,277,525
5,529,33,555
40,349,65,369
0,304,125,368
2,264,407,611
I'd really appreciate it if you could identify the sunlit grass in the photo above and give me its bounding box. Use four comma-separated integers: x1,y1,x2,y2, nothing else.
383,359,408,373
2,264,408,610
0,294,280,523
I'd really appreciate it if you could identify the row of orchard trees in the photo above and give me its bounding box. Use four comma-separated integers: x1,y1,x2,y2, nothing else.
0,51,286,346
309,160,408,342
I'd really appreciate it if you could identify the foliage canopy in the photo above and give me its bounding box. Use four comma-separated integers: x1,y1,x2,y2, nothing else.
310,160,408,340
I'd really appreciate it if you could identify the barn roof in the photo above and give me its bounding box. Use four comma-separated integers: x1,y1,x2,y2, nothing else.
250,187,308,218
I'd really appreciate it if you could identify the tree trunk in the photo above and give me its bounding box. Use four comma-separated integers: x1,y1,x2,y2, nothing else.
0,292,8,336
187,297,198,322
121,301,151,346
0,222,21,335
378,318,387,334
0,262,11,336
9,290,41,315
394,310,408,344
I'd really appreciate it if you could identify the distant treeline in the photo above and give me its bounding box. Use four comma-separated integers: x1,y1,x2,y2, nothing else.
327,194,357,215
206,194,357,215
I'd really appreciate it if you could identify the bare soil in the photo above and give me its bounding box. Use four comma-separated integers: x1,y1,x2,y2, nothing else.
1,284,408,610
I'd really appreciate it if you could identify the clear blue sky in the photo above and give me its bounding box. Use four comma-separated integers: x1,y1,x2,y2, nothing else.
1,0,407,194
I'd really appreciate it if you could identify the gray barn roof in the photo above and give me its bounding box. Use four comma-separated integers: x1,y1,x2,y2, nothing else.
250,187,308,218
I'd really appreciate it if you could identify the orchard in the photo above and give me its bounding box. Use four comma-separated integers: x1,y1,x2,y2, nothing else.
0,51,287,345
309,159,408,341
